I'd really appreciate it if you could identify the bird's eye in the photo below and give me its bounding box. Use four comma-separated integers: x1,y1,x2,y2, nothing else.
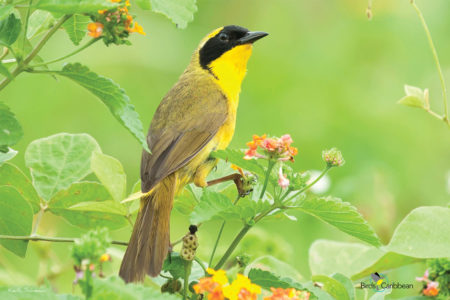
218,33,229,42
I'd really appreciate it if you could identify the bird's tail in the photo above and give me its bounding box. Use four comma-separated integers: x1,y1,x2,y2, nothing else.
119,174,176,282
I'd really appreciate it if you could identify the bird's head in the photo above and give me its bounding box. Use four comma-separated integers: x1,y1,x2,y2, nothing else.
193,25,268,98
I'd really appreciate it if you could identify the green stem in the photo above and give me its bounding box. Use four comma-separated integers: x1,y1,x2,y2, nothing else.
411,0,449,126
0,48,9,61
31,205,45,235
0,235,128,246
0,14,71,92
214,224,251,270
259,160,275,199
183,260,192,300
194,256,208,276
21,0,33,52
284,165,332,203
208,195,241,266
30,38,99,68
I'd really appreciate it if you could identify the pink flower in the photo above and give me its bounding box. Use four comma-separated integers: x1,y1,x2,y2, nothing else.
278,167,290,189
416,269,429,282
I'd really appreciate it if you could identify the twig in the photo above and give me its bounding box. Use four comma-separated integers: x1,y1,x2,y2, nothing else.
0,235,128,246
411,0,449,127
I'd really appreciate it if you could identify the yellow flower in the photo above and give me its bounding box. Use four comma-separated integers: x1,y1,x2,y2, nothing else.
99,253,111,262
222,274,261,300
207,268,229,286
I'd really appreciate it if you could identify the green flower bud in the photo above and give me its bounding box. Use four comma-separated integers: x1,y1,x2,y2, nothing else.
322,148,345,167
289,171,310,190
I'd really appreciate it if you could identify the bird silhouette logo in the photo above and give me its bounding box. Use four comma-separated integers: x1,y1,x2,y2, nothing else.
370,272,388,292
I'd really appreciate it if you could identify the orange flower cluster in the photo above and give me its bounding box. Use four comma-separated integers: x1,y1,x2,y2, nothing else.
264,287,310,300
194,269,260,300
88,0,145,44
194,269,308,300
244,134,298,162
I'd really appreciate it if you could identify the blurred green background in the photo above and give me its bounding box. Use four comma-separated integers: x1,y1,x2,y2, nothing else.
1,0,449,297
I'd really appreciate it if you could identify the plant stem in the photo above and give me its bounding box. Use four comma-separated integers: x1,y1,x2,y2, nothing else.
30,38,99,68
31,205,46,235
214,224,251,270
23,14,72,66
285,165,332,203
208,221,225,266
411,0,449,126
0,14,71,92
194,256,208,275
259,160,275,199
0,235,128,246
21,0,33,52
208,195,241,266
183,260,192,300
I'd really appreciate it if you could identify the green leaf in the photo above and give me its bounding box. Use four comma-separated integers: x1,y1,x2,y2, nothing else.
174,185,198,215
298,197,382,247
312,275,350,300
91,151,126,202
386,206,450,258
351,252,419,280
0,162,41,213
211,149,265,177
247,268,304,290
48,182,128,230
398,85,427,109
0,186,33,257
150,0,197,29
368,288,392,300
398,96,426,109
331,273,355,300
62,14,89,45
25,133,101,201
0,147,17,164
0,102,23,148
36,0,119,14
189,189,233,224
0,62,12,79
27,10,54,39
309,240,383,277
0,285,82,300
0,14,21,46
0,5,14,21
135,0,151,10
162,252,185,279
55,63,149,152
69,200,128,215
91,275,180,300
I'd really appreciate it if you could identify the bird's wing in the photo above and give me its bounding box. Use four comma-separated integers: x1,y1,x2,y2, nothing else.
140,75,228,193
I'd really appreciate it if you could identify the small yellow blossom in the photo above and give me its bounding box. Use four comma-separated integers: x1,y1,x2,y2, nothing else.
99,253,111,262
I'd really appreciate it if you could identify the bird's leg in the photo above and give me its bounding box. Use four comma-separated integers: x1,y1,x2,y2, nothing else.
207,173,250,197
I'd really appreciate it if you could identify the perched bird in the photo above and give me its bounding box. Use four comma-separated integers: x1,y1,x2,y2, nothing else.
119,25,268,282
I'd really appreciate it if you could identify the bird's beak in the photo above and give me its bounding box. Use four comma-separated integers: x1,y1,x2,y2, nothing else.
237,31,268,44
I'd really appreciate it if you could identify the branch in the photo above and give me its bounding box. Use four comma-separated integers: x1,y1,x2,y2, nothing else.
0,235,128,246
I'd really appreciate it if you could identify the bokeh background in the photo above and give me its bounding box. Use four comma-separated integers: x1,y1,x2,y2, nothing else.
1,0,449,297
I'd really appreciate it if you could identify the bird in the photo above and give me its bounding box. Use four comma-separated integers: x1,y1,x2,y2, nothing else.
119,25,268,283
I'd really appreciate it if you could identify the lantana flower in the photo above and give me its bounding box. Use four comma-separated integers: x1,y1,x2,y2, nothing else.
416,269,440,297
244,134,298,162
88,0,145,45
194,269,261,300
423,281,439,297
278,167,290,189
264,287,310,300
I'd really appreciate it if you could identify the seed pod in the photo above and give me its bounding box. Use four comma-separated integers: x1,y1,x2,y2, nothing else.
180,225,198,261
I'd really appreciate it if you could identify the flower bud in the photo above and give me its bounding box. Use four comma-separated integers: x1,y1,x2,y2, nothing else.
322,148,345,167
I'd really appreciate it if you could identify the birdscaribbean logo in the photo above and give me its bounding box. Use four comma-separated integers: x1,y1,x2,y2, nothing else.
360,272,414,292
